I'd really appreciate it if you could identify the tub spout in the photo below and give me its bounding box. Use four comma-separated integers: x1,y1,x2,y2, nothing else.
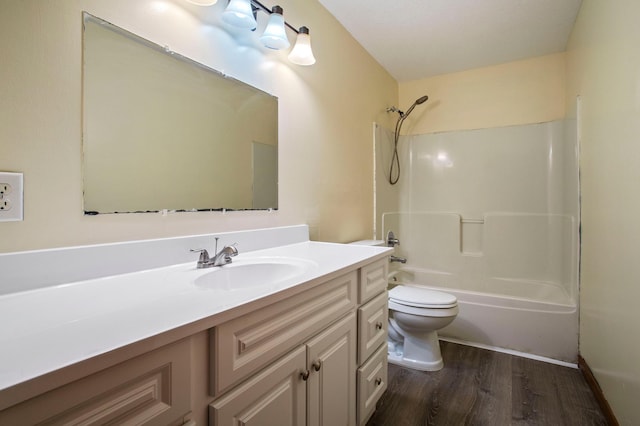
390,255,407,264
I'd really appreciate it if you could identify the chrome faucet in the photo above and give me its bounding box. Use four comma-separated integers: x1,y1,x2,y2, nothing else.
191,237,238,268
390,255,407,264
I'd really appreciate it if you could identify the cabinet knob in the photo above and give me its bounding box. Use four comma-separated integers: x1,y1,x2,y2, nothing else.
375,377,382,386
376,321,384,330
312,360,322,371
300,370,310,381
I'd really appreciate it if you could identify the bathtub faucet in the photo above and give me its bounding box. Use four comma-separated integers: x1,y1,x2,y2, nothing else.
390,255,407,264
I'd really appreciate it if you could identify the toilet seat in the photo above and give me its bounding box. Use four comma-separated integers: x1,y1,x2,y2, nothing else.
389,286,458,309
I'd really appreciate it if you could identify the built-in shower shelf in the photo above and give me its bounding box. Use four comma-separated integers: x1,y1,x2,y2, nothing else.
461,218,485,224
461,217,484,255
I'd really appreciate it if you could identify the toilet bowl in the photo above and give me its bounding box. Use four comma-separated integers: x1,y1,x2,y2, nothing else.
387,285,458,371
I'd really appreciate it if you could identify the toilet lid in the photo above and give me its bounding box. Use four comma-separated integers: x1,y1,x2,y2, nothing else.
389,286,458,309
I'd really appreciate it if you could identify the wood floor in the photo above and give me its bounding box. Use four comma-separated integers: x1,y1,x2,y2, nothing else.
367,341,607,426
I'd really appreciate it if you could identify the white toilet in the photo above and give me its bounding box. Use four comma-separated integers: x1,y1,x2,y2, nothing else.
348,239,459,371
387,285,458,371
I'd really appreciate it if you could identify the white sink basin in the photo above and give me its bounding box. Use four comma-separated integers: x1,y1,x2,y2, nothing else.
193,257,317,290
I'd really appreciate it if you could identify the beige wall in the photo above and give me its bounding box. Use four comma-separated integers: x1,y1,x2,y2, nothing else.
0,0,397,253
566,1,640,424
398,53,566,135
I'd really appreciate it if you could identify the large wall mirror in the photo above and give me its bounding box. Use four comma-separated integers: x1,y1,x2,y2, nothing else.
82,13,278,214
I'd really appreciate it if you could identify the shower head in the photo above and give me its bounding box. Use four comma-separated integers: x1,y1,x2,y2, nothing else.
386,95,428,117
403,95,429,118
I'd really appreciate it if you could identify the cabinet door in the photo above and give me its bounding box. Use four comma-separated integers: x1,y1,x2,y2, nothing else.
306,312,357,426
210,346,306,426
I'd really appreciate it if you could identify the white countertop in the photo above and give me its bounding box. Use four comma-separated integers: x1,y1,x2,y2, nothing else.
0,241,391,392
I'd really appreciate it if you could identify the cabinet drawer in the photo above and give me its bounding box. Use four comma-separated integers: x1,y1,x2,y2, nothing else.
358,258,388,304
357,344,387,426
0,339,191,426
358,291,388,364
212,271,357,396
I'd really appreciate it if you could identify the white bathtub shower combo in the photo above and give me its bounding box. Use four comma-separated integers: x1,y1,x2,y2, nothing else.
375,119,580,363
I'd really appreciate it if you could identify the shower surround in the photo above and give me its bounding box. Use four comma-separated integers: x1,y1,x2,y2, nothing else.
375,119,579,362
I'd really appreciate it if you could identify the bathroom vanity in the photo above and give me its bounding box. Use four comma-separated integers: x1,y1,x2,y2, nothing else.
0,226,391,425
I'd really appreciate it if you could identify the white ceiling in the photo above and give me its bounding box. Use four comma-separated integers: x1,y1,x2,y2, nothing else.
318,0,583,82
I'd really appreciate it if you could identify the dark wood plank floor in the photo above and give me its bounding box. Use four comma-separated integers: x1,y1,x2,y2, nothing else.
367,341,607,426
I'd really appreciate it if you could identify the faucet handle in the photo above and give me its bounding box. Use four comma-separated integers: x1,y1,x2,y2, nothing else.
190,248,210,264
387,231,400,247
225,243,239,257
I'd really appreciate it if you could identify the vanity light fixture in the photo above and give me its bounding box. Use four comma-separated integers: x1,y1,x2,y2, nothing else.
211,0,316,65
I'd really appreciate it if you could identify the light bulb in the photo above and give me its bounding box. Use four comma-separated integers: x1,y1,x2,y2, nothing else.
288,27,316,66
222,0,257,30
260,6,290,50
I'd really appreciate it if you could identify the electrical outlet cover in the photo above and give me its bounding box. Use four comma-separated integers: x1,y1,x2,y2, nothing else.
0,172,23,222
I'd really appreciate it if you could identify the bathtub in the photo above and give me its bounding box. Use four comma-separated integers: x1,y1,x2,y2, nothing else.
388,269,579,364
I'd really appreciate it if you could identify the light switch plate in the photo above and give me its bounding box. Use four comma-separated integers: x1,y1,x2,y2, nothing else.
0,172,24,222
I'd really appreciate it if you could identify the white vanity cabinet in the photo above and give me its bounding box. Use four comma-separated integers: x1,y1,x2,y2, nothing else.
356,258,389,425
0,235,391,426
209,258,390,426
210,271,358,397
209,272,358,425
210,312,357,426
